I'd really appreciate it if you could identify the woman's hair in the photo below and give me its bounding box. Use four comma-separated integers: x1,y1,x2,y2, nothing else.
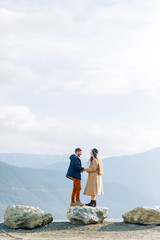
90,150,97,161
90,150,103,175
97,157,103,175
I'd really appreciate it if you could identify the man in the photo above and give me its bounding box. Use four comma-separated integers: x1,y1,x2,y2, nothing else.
66,148,85,206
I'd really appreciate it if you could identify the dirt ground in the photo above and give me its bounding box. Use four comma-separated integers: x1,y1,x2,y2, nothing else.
0,221,160,240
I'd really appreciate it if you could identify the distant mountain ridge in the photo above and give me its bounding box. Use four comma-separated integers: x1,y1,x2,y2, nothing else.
1,147,160,168
0,153,88,169
102,147,160,201
0,147,160,222
0,153,69,168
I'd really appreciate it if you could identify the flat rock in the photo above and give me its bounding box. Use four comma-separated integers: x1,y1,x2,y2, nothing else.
4,205,53,229
67,206,108,224
122,206,160,225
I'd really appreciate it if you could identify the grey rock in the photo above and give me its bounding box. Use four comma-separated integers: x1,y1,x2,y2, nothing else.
4,205,53,229
67,206,108,224
122,206,160,225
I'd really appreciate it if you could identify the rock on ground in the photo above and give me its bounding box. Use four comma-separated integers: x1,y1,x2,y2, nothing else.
122,206,160,225
4,205,53,229
67,206,108,224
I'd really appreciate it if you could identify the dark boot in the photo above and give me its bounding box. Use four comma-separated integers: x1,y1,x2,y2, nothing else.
91,200,96,207
85,201,92,206
85,200,96,207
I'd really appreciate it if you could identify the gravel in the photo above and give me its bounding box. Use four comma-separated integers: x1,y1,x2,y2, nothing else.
1,221,160,240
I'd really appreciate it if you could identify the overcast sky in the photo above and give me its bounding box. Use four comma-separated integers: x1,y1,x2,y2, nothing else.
0,0,160,157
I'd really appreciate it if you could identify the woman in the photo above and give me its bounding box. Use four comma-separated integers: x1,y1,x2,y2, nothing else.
83,148,104,207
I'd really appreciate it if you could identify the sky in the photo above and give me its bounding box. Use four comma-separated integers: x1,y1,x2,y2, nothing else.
0,0,160,157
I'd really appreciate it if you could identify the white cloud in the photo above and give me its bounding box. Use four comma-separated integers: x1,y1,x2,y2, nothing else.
0,105,160,157
0,105,36,130
1,0,160,97
0,105,66,153
83,122,160,157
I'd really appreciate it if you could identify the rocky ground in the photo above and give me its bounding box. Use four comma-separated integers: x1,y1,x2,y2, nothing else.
0,221,160,240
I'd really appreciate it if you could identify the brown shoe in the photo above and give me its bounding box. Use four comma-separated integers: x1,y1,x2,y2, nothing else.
70,201,76,207
76,200,84,206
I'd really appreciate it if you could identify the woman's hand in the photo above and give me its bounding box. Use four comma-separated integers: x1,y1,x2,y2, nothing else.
82,169,86,172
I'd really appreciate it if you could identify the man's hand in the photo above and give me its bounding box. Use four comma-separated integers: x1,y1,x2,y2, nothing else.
82,169,86,173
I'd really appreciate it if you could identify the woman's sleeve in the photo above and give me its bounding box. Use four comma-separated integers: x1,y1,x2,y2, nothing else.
86,159,98,173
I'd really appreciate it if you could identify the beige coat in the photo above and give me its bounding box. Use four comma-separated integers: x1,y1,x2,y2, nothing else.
84,157,104,196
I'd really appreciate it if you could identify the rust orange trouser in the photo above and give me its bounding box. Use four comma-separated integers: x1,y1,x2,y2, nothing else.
71,178,81,201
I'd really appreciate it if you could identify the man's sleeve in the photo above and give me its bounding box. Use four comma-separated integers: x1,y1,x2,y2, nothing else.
70,155,84,171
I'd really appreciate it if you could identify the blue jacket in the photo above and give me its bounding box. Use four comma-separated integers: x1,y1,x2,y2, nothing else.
66,154,84,180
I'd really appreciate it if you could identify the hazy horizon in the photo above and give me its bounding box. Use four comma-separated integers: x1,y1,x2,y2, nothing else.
0,146,160,162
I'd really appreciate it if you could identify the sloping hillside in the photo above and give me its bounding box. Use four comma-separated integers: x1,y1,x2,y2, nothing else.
0,162,71,221
102,147,160,202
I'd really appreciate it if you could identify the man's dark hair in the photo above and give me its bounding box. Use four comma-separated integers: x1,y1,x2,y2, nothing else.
75,148,82,153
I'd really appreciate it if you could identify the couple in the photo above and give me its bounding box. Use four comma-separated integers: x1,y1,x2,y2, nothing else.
66,147,103,207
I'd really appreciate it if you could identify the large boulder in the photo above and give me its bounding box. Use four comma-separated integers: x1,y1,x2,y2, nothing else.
4,205,53,229
122,206,160,225
67,206,108,224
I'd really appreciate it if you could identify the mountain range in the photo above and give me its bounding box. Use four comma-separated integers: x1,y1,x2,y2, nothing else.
0,147,160,222
0,153,69,168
